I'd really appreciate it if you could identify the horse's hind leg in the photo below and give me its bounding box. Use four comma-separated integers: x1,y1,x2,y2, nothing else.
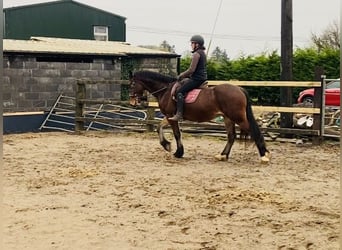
215,117,235,161
157,117,171,152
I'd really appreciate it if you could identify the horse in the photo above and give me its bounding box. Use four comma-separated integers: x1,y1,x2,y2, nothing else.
129,70,270,163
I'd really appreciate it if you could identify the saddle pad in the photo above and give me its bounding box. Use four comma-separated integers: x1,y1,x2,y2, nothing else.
185,89,201,103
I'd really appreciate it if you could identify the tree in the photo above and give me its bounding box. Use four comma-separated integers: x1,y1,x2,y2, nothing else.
310,20,340,51
210,46,229,61
159,40,176,53
138,40,176,53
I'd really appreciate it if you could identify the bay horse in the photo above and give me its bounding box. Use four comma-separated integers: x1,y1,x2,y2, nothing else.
129,70,270,163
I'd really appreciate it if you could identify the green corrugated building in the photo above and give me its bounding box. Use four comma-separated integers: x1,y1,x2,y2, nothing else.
4,0,126,42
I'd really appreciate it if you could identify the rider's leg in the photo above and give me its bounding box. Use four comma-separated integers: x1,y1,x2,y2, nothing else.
168,79,203,121
168,93,184,121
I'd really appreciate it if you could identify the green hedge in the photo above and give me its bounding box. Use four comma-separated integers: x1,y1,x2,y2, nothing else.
180,48,340,105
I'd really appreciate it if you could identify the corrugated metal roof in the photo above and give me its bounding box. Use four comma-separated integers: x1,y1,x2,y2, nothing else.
3,37,178,57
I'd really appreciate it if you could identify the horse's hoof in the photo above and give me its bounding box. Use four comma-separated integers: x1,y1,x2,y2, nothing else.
215,154,227,161
260,155,270,164
163,143,171,152
161,141,171,152
174,153,183,158
174,147,184,158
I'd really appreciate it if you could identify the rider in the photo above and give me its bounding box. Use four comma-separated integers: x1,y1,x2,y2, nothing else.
168,35,208,121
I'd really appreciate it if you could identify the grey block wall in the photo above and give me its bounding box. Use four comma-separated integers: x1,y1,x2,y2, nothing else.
3,54,178,113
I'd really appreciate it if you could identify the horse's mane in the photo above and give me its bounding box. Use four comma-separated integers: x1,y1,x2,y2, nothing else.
134,70,176,84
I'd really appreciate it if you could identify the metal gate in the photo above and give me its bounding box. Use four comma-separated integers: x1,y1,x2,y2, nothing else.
40,94,147,132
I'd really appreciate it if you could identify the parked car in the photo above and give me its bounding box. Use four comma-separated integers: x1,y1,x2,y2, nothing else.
297,79,340,106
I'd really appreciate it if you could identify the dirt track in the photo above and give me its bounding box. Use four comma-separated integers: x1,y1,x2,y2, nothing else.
3,131,340,249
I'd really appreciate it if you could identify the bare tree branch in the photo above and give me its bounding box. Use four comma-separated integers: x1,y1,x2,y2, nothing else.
310,20,340,51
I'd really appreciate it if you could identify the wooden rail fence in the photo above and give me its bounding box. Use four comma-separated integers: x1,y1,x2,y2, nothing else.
75,78,325,141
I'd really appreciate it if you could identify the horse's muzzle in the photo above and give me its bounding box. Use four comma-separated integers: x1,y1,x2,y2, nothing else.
129,95,147,106
129,96,138,106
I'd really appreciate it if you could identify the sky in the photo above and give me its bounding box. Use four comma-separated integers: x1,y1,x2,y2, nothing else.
3,0,340,59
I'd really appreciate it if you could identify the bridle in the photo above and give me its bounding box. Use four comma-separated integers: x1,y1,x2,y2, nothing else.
129,79,144,105
129,78,171,105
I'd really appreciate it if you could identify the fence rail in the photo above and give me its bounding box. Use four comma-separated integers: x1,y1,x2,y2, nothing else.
75,78,327,141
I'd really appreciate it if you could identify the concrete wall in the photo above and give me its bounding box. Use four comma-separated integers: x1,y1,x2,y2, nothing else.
3,54,178,113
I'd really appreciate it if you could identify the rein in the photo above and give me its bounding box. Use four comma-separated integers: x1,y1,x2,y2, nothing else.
131,83,169,105
149,86,168,96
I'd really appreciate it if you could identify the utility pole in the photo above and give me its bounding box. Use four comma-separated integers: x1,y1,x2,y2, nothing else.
280,0,293,128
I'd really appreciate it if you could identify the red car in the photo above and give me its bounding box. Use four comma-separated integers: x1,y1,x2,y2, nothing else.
297,79,340,106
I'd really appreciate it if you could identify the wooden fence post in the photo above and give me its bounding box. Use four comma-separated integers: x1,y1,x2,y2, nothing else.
75,80,86,132
280,0,293,129
312,68,324,144
146,107,155,132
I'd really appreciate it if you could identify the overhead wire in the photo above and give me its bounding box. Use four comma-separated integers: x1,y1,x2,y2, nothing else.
207,0,224,55
128,26,308,43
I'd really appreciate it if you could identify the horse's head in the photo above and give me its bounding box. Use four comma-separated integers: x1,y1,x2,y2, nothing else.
129,70,176,106
129,72,147,106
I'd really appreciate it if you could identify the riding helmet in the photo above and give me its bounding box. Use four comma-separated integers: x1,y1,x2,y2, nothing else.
190,35,205,46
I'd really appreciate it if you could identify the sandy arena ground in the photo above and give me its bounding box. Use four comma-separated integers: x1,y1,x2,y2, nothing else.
3,131,340,250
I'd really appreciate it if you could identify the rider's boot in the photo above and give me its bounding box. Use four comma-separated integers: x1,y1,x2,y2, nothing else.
168,93,184,121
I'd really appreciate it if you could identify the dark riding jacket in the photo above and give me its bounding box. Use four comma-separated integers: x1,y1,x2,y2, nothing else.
175,48,207,96
178,48,207,82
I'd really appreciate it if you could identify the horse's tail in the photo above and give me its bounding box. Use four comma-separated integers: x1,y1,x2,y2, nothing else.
241,88,268,156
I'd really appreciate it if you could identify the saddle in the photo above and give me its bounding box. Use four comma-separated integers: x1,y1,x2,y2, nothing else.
171,81,208,104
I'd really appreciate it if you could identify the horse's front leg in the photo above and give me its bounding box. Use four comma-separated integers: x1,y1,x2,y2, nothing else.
168,120,184,158
157,117,171,152
215,117,235,161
